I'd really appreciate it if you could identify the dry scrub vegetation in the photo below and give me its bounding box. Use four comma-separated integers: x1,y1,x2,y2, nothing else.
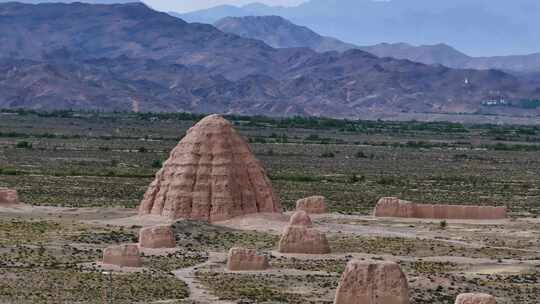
1,110,540,303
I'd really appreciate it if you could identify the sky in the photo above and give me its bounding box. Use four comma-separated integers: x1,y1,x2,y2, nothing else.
145,0,306,13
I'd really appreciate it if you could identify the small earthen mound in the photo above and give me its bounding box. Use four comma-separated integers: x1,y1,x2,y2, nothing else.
102,244,142,267
289,210,313,227
374,197,507,220
139,225,176,249
227,247,270,271
138,114,282,222
278,225,330,254
334,260,410,304
455,293,497,304
0,188,19,205
296,195,327,214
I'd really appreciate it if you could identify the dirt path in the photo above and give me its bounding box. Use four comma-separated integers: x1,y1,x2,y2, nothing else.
172,252,234,304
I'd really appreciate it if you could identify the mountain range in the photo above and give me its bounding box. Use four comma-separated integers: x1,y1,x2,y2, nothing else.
1,2,540,123
214,15,540,74
177,0,540,57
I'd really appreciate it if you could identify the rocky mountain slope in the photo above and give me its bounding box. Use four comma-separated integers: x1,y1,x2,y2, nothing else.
1,2,539,120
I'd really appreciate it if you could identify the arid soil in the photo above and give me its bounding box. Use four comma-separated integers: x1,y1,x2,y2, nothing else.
2,113,540,303
0,205,538,303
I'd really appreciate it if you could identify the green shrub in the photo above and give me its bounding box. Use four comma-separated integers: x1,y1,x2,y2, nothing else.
320,152,335,158
349,174,365,184
355,151,367,158
152,159,163,168
439,220,447,230
305,134,320,141
16,141,32,149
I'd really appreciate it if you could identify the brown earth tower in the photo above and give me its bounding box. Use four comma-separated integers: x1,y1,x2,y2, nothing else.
138,114,281,222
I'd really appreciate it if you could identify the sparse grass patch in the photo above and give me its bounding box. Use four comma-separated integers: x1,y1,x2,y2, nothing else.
329,235,538,259
196,272,305,303
143,250,208,272
172,220,279,251
271,256,347,274
69,229,138,245
0,268,188,304
196,271,336,304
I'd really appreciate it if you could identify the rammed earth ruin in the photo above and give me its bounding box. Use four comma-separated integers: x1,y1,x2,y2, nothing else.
138,114,282,222
374,197,507,220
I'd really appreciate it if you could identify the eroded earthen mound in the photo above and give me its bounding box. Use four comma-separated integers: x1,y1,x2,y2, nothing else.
289,210,313,227
374,197,507,220
227,247,270,271
279,211,330,254
296,195,327,214
334,260,410,304
102,244,142,267
139,225,176,249
455,293,496,304
0,188,19,205
278,225,330,254
138,114,282,222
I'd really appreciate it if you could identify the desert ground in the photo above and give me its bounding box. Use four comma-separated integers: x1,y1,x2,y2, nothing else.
0,110,539,303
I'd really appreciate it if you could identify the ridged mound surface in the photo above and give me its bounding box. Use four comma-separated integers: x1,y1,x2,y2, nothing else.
139,114,281,222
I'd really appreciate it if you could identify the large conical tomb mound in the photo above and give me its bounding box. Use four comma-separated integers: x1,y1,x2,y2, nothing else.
138,114,282,222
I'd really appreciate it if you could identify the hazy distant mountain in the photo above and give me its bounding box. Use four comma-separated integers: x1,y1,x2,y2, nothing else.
215,16,355,53
178,0,540,57
170,3,275,25
1,2,539,122
363,43,540,74
213,16,469,61
361,43,468,66
213,15,540,74
0,0,138,3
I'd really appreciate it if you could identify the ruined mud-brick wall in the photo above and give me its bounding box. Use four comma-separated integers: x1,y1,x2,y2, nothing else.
0,188,19,205
139,225,176,249
374,197,507,220
102,244,141,267
334,260,410,304
227,247,269,271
